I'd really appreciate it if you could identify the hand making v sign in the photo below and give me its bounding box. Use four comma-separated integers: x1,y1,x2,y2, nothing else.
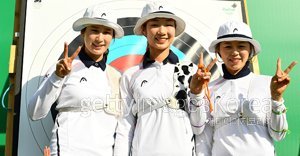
55,42,82,78
270,58,297,101
190,52,217,94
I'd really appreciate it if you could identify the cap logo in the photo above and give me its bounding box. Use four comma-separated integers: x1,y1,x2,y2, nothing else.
233,28,238,33
101,13,106,18
158,6,163,10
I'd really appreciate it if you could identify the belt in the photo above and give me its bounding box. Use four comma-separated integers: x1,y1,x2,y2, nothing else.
58,103,121,116
132,96,181,117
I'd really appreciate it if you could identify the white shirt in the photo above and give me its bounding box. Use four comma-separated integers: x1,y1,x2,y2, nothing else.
195,72,288,156
28,52,121,156
114,57,200,156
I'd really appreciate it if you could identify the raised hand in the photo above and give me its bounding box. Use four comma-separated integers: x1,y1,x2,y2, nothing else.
270,58,297,101
190,52,217,94
43,146,50,156
55,42,81,78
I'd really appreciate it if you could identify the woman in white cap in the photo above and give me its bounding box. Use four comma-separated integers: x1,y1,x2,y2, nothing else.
195,20,297,156
28,4,124,156
114,1,216,156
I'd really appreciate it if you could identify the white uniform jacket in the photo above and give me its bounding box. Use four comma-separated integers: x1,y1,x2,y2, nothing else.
114,51,201,156
194,65,288,156
28,51,121,156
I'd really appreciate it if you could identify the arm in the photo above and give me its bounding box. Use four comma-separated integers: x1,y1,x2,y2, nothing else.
268,99,288,141
28,67,65,120
114,73,137,156
28,43,81,120
268,58,296,141
189,91,210,135
189,53,216,134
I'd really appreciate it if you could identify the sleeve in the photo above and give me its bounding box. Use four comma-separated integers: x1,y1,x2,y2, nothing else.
189,92,210,135
28,66,65,120
188,63,211,135
114,73,137,156
195,124,213,156
267,99,288,141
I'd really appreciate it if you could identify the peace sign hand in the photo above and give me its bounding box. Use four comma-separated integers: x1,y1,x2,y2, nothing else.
55,42,82,78
190,52,217,94
270,58,297,101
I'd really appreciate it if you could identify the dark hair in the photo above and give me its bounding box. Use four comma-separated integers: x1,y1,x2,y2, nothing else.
215,43,220,52
215,43,221,58
141,23,147,32
111,30,116,43
81,27,86,34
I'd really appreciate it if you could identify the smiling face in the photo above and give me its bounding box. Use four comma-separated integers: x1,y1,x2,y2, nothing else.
142,18,176,54
82,25,114,62
217,41,251,75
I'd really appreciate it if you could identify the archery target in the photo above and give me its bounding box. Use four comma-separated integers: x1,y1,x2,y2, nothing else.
18,0,246,155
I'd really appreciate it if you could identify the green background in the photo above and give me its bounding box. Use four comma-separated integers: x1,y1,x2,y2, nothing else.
0,0,16,155
247,0,300,155
0,0,299,155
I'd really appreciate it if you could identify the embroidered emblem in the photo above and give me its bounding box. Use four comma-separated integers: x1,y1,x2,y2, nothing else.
141,80,148,87
80,77,87,83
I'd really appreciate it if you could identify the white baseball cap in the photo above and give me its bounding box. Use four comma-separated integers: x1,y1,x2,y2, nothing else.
73,5,124,38
133,1,186,37
209,21,261,56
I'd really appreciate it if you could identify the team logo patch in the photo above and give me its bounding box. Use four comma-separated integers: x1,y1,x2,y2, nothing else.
80,77,87,83
141,80,148,87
